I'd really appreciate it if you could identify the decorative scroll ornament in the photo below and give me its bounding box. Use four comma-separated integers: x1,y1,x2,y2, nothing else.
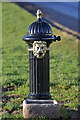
28,41,50,58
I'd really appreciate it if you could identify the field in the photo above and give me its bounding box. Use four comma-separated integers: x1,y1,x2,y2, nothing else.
2,2,78,119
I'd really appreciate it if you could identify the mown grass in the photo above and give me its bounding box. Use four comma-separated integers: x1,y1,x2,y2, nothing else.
2,2,78,119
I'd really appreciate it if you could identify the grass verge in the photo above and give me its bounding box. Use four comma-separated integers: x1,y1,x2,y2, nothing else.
2,2,78,119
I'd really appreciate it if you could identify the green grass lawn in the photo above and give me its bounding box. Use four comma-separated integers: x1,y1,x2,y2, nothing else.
2,2,78,119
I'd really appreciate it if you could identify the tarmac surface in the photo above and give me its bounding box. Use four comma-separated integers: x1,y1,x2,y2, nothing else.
33,2,78,32
16,2,79,38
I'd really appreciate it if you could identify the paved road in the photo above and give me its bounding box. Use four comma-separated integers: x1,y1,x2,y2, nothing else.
31,2,78,32
34,2,78,19
16,2,79,34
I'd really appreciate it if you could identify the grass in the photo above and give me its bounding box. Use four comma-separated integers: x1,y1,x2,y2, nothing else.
2,2,78,119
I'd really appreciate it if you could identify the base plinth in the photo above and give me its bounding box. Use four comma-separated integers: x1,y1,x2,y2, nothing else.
23,99,60,119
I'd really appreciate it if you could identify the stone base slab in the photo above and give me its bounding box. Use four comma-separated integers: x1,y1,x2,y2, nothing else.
23,99,60,119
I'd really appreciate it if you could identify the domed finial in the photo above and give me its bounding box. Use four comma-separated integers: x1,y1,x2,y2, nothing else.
36,9,42,19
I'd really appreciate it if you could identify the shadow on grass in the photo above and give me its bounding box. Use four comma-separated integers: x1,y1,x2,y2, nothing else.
60,106,79,120
1,106,79,120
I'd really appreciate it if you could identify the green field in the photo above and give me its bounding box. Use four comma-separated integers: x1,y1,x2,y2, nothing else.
2,2,78,119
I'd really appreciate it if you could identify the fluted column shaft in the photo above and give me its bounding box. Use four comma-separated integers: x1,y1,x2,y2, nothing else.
28,50,51,100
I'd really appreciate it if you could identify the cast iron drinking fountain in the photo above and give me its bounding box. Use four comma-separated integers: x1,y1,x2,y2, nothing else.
22,9,61,119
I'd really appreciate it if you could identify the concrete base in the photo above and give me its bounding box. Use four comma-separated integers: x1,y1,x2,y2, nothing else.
23,99,60,119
